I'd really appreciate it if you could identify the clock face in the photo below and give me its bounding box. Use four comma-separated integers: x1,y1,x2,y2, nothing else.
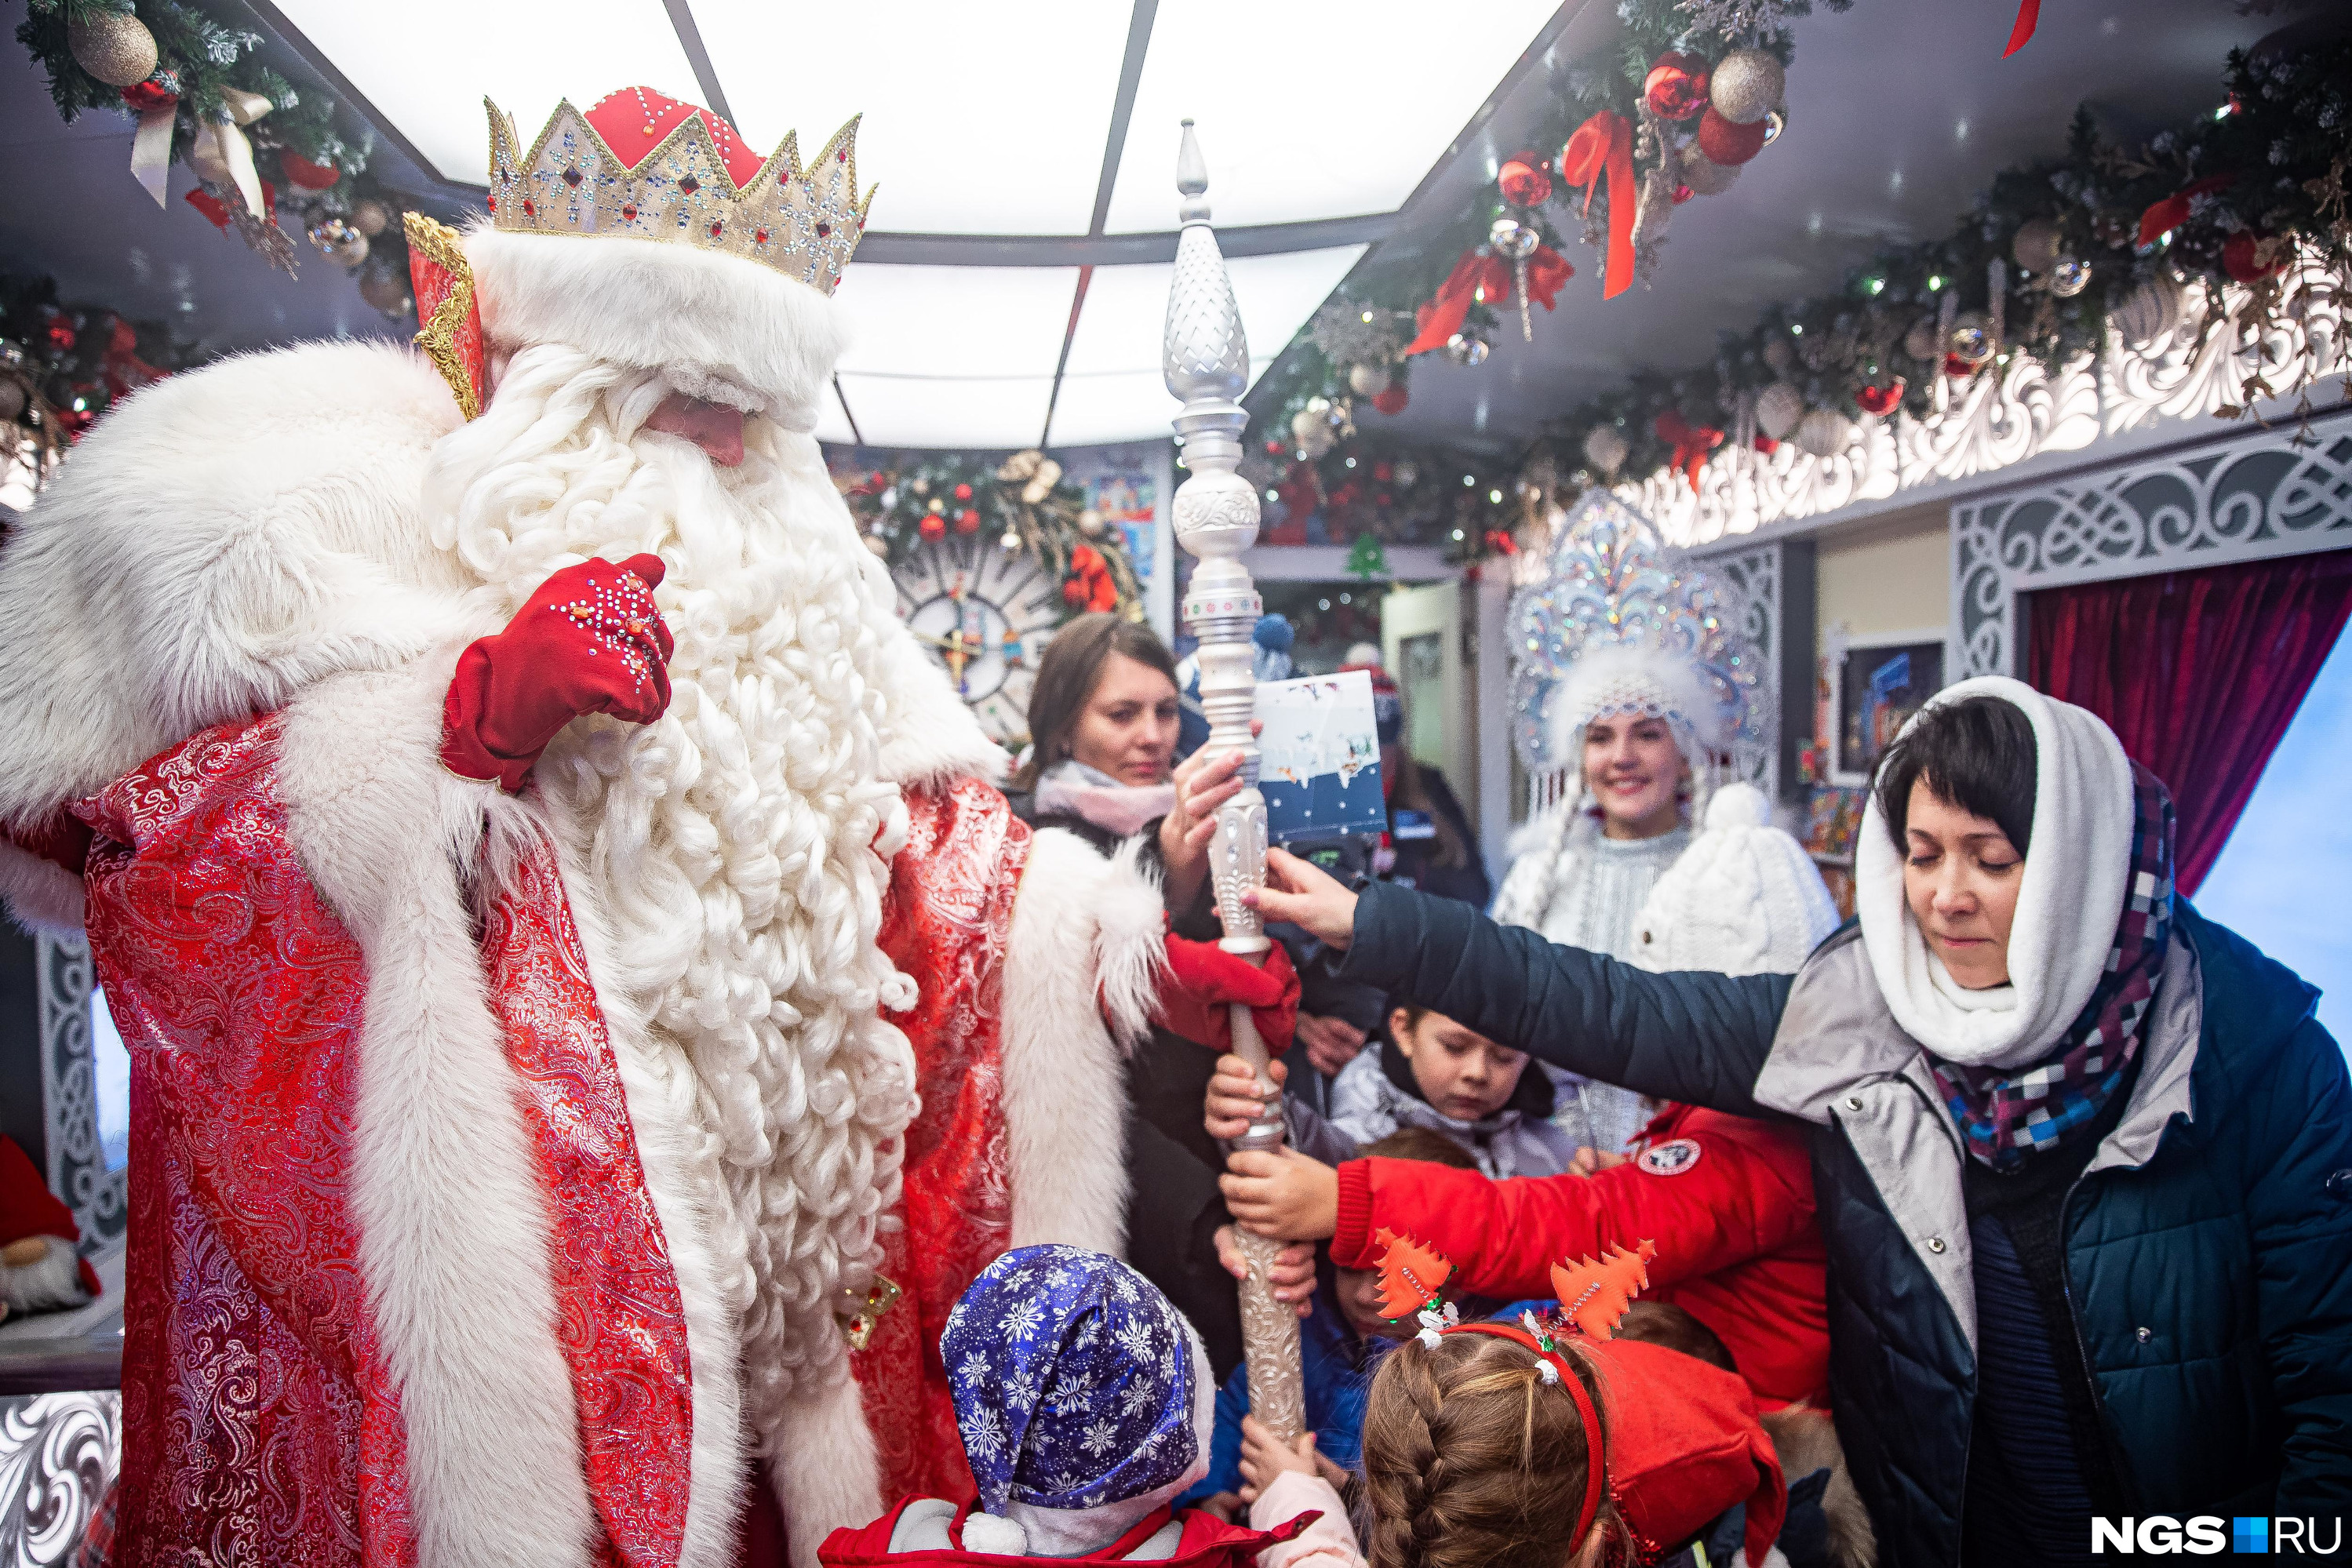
892,530,1065,745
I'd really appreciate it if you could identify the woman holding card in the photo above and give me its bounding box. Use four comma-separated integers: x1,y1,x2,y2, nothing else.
1005,613,1316,1381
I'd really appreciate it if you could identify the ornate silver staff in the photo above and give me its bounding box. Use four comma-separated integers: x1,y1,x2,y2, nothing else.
1163,118,1305,1441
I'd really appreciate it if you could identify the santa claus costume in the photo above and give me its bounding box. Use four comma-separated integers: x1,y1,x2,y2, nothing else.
0,87,1167,1568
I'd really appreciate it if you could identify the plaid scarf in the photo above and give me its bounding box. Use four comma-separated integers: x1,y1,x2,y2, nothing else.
1930,763,2175,1170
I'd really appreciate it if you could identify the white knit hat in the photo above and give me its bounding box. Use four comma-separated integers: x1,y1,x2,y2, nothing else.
1627,784,1840,977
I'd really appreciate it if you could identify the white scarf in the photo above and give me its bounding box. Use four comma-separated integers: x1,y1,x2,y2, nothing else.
1855,676,2135,1069
1034,758,1176,839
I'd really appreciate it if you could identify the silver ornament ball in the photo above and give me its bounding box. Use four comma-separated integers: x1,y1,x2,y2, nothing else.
2048,257,2092,298
1708,49,1785,126
1756,380,1805,441
1446,331,1491,368
1947,313,1993,369
1582,424,1629,475
2110,272,2183,346
1793,406,1855,458
1488,216,1540,260
1347,362,1393,397
1680,152,1740,198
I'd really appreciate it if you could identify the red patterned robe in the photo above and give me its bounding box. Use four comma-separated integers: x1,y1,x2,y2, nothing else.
75,709,1145,1566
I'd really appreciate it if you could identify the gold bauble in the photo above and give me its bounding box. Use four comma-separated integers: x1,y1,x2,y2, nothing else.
2010,217,2063,277
357,271,411,315
67,9,158,89
1707,49,1784,126
1755,380,1805,441
333,231,370,268
1680,151,1740,198
351,199,390,237
1793,406,1854,459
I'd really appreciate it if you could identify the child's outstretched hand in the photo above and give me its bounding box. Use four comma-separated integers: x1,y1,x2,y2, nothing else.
1213,1224,1316,1319
1236,1414,1323,1504
1244,847,1358,949
1205,1053,1286,1141
1222,1148,1341,1242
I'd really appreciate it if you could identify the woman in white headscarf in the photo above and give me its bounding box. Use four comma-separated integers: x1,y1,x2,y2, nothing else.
1250,677,2352,1566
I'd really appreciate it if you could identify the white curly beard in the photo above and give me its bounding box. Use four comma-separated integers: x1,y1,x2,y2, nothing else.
422,344,923,1445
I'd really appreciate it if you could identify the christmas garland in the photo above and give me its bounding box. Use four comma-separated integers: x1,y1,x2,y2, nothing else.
835,450,1147,620
1251,0,1849,439
1234,426,1524,565
1535,37,2352,497
16,1,421,318
0,266,206,471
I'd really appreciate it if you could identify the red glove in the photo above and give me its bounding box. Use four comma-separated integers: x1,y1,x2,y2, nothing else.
1155,936,1300,1053
441,555,675,792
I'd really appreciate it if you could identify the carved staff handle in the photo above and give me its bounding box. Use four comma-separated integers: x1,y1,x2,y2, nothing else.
1163,118,1305,1442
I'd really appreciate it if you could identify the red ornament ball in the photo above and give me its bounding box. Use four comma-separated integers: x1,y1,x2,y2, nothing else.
44,316,75,353
1644,53,1711,122
1696,107,1769,166
1855,380,1906,416
1498,151,1552,208
1372,460,1394,482
2222,230,2286,284
954,507,981,534
919,514,946,541
1672,184,1695,206
953,482,974,500
1265,438,1286,456
1372,385,1410,416
279,150,341,191
119,81,175,113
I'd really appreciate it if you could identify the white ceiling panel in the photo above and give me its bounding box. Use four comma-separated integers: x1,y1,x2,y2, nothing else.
271,0,698,186
690,2,1132,235
1046,362,1272,448
813,380,857,446
1063,246,1365,377
833,264,1081,380
1103,0,1560,234
835,374,1055,450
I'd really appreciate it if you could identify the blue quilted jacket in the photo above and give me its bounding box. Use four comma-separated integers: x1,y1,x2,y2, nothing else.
1338,885,2352,1565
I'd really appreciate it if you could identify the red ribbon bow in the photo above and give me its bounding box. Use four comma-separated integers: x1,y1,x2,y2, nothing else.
1402,246,1573,357
2137,173,2237,249
1653,410,1724,492
1560,111,1637,300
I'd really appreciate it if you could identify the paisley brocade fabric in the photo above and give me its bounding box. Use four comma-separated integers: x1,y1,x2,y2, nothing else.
79,715,419,1566
852,778,1032,1507
76,714,694,1566
482,839,695,1568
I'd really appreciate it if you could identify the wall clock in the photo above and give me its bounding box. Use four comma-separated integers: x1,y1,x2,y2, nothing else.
890,530,1065,747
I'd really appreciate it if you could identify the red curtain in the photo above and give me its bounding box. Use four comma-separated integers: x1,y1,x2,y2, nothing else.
2028,549,2352,894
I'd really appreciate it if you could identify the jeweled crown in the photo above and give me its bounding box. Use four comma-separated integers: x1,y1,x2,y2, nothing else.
485,89,875,298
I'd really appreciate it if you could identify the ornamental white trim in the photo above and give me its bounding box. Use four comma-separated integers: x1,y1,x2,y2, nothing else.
1634,250,2350,550
35,936,126,1257
1950,408,2352,679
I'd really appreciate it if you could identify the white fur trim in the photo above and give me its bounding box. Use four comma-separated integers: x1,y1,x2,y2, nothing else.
0,341,476,847
1000,828,1161,1257
463,226,847,433
0,1235,89,1314
770,1366,885,1568
0,839,83,938
534,795,745,1568
276,657,595,1568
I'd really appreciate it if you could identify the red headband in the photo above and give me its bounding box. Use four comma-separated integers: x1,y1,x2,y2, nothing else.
1441,1321,1607,1547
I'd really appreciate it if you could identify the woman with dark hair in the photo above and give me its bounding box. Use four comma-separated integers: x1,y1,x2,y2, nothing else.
1003,613,1313,1380
1241,676,2352,1564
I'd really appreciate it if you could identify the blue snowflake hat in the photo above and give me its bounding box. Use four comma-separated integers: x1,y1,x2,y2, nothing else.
941,1245,1207,1519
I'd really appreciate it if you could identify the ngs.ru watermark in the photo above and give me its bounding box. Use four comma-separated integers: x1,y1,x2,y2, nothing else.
2092,1517,2345,1555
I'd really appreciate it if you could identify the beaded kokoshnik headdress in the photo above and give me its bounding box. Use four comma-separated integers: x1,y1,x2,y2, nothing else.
1506,491,1768,823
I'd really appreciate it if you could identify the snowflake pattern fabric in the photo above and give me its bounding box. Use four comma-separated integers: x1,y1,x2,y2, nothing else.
940,1245,1197,1514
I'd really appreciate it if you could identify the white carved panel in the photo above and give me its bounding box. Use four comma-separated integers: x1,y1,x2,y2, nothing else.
1699,541,1783,804
1640,252,2350,550
1950,411,2352,679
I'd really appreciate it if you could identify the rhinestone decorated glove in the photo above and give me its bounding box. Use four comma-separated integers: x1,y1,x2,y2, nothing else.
440,554,675,792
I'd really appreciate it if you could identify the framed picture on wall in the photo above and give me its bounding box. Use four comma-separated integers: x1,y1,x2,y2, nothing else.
1828,630,1946,786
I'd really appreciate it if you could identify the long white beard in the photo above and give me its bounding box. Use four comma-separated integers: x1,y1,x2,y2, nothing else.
424,344,921,1436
